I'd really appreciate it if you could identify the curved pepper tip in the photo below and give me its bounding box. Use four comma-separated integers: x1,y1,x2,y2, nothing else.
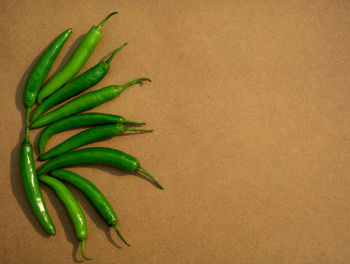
97,11,118,29
137,167,163,190
81,239,92,260
105,42,128,64
113,224,130,246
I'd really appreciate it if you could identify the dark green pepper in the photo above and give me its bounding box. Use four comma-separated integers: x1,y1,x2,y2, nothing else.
30,78,151,129
40,123,152,160
37,147,163,189
20,127,56,235
38,113,145,155
23,28,72,109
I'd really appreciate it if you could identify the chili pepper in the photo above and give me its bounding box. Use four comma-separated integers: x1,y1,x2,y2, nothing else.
37,12,118,103
37,147,163,189
20,126,56,235
30,78,151,129
24,28,72,109
32,42,127,121
40,123,152,160
38,113,145,155
48,169,130,246
39,175,91,260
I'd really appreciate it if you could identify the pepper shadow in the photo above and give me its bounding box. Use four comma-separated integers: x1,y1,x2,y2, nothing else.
42,164,160,249
61,178,124,249
40,183,83,263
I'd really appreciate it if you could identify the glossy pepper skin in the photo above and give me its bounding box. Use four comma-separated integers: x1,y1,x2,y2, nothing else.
23,28,72,108
40,123,152,160
38,113,145,155
37,12,118,103
49,169,130,246
31,42,127,121
39,175,91,260
20,128,56,235
37,147,163,189
30,78,151,129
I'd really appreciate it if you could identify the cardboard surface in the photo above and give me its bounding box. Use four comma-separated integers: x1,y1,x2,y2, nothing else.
0,1,349,263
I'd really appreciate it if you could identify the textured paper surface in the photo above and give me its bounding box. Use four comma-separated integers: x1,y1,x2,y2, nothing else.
0,1,349,263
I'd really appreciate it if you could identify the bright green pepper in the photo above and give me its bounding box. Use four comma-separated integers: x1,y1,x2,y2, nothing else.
39,175,91,260
37,12,118,103
20,127,56,235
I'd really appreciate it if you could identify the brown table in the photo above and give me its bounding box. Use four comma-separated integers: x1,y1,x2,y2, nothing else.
1,1,349,263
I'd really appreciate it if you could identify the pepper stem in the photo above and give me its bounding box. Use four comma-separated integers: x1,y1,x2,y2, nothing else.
117,78,151,95
113,224,130,246
124,120,146,125
25,106,31,127
106,42,128,64
81,239,92,260
24,126,30,142
97,11,118,30
137,167,163,189
24,107,31,142
125,126,153,133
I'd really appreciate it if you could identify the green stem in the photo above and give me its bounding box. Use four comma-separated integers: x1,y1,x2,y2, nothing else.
81,239,92,260
25,107,31,127
24,126,30,142
117,78,151,95
24,107,31,142
113,224,130,246
97,11,118,30
125,127,153,133
137,167,163,190
106,42,127,64
124,120,146,126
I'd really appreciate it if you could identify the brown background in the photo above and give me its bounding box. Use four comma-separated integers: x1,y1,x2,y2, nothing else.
0,0,349,263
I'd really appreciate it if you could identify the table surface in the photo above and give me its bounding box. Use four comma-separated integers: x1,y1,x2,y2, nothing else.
1,1,349,263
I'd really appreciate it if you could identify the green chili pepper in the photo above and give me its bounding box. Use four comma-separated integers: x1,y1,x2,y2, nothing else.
20,126,56,235
40,123,152,160
48,169,130,246
24,28,72,108
32,42,127,121
38,113,145,155
37,147,163,189
39,175,91,260
37,12,118,103
30,78,151,129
